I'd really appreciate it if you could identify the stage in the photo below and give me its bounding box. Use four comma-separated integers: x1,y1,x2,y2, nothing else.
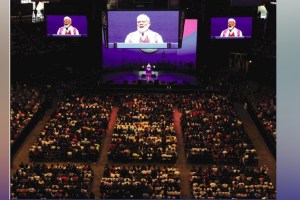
100,70,199,85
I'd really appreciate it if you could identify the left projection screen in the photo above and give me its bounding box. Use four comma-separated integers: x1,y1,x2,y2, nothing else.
47,15,88,37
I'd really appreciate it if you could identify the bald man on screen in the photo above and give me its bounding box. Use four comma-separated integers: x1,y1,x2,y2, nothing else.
220,18,243,37
125,14,163,43
57,16,80,35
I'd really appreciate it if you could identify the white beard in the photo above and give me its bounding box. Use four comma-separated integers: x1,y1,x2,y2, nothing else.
64,25,70,29
137,25,150,33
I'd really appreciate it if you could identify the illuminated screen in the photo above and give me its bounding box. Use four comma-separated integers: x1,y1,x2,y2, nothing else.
47,15,88,37
107,11,179,48
210,17,252,39
102,19,197,69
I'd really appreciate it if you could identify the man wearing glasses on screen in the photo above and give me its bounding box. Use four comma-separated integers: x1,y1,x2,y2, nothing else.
57,16,80,35
125,14,163,43
220,18,243,37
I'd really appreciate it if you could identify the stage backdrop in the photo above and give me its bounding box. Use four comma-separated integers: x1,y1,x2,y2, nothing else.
102,19,198,69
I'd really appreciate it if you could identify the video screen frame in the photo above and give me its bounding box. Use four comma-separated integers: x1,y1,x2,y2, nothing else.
106,10,180,49
210,16,253,39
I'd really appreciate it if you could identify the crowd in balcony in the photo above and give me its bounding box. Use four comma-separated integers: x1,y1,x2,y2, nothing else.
248,89,276,142
11,82,46,151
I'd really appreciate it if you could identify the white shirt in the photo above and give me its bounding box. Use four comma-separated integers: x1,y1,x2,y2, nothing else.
220,27,243,37
57,25,80,35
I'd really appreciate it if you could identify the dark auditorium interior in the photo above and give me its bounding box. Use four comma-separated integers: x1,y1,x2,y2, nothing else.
10,0,276,199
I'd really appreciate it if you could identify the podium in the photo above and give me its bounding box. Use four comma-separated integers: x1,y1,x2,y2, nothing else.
108,43,179,49
138,71,158,77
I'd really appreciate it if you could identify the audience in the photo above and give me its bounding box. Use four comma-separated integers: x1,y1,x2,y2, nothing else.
251,90,276,142
190,165,276,199
11,82,46,149
108,94,178,163
180,93,258,165
11,91,275,199
29,94,112,162
11,162,94,199
100,164,181,199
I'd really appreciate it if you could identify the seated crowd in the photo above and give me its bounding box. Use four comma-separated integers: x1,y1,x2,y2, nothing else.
100,164,181,199
11,162,94,199
190,165,275,199
181,93,258,165
29,94,112,161
250,90,276,142
108,94,178,163
11,82,46,150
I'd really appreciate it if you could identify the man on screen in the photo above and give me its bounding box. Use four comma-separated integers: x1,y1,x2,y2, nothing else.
220,18,243,37
125,14,163,43
57,16,80,35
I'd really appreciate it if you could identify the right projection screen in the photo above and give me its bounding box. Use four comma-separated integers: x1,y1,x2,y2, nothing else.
210,17,252,39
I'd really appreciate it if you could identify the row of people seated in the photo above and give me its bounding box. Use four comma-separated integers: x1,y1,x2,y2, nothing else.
11,82,47,154
244,87,276,158
100,164,181,199
108,94,178,163
190,165,276,199
11,162,94,199
180,93,259,165
250,89,276,142
29,94,112,162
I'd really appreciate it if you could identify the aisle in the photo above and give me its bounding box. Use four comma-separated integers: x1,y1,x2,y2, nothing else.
91,106,119,198
173,107,192,199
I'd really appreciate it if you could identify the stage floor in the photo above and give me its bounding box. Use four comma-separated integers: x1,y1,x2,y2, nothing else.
100,71,199,85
